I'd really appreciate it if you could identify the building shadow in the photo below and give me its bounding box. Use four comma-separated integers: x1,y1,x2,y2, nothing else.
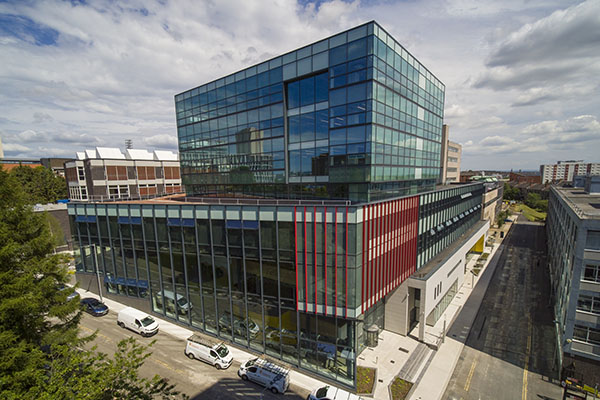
188,377,308,400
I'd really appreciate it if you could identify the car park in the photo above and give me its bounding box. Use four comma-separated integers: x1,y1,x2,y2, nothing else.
184,334,232,369
238,357,289,394
117,307,159,337
80,297,109,316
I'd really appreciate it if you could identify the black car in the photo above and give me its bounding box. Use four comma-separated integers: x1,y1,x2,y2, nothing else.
80,297,109,316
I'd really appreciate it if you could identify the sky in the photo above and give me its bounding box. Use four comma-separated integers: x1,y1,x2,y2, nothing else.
0,0,598,171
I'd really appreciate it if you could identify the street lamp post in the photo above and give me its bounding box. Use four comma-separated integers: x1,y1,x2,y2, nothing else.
91,244,103,303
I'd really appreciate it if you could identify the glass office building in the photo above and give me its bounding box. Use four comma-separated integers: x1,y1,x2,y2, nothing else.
70,22,486,390
176,21,445,202
69,183,483,388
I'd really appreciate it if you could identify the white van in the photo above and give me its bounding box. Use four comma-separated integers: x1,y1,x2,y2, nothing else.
308,385,365,400
162,290,192,315
184,334,232,369
238,357,290,394
117,307,159,337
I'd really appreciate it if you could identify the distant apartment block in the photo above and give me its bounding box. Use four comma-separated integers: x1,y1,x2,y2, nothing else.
541,161,600,184
546,175,600,383
439,125,461,184
64,147,181,201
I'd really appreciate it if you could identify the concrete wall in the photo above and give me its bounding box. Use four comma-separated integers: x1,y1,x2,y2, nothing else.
384,282,409,335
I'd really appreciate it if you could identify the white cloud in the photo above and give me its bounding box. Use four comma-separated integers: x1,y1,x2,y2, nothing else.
143,134,178,148
0,0,598,171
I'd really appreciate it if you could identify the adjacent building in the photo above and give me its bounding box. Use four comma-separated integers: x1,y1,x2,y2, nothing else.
439,125,461,184
64,147,181,201
41,157,73,177
70,21,489,389
546,175,600,384
541,161,600,184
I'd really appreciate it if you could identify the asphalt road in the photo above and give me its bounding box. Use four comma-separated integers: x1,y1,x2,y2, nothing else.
443,215,563,400
79,311,311,399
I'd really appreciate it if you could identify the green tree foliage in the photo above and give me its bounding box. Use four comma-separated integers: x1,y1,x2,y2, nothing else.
8,165,67,204
525,192,548,212
502,182,521,201
0,169,184,399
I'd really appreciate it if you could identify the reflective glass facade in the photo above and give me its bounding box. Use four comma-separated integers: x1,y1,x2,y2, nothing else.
69,182,484,389
176,21,445,202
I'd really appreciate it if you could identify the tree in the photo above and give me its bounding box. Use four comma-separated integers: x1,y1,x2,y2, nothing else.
0,169,184,399
503,182,521,201
8,165,67,204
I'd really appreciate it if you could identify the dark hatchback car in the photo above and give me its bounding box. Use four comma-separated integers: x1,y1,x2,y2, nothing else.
80,298,109,317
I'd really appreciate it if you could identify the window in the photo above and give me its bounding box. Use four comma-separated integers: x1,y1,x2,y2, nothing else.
77,166,85,181
577,294,600,314
586,230,600,250
108,185,129,199
573,324,600,345
583,264,600,283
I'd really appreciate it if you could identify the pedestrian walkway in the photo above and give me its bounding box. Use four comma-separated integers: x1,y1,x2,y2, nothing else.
74,288,328,394
408,233,507,400
357,221,512,400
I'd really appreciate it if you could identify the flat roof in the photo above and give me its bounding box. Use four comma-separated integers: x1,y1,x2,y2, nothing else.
553,186,600,219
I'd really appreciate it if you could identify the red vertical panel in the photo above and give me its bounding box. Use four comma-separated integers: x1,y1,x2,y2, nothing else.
394,200,399,286
369,204,373,309
401,199,407,281
359,205,363,314
386,201,391,295
412,196,418,275
384,202,388,296
377,203,382,303
390,201,394,289
324,207,327,314
345,206,348,319
314,206,317,314
304,207,308,312
374,204,379,304
294,206,298,311
335,207,339,317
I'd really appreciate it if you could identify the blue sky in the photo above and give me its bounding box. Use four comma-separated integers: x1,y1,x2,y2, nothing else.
0,0,598,170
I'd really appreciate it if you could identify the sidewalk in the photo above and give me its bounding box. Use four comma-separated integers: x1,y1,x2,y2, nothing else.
408,227,509,400
74,288,328,393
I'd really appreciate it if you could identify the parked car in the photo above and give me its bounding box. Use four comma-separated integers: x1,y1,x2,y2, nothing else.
308,385,365,400
238,357,289,394
117,307,159,337
184,334,232,369
80,297,109,316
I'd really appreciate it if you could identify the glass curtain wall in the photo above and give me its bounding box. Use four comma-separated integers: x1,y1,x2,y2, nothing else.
71,203,359,388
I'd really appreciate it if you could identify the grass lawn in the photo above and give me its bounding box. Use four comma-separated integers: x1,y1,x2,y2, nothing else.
390,377,413,400
517,204,547,221
356,366,376,394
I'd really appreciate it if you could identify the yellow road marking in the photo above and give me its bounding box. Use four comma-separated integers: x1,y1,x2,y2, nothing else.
522,318,532,400
464,360,477,392
80,325,113,342
151,357,185,374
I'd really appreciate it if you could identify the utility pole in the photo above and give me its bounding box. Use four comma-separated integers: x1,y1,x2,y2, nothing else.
125,139,133,149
